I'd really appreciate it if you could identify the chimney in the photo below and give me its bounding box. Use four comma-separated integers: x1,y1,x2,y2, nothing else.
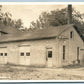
68,5,72,24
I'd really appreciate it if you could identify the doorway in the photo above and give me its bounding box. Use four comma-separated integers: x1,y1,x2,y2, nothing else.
46,48,52,67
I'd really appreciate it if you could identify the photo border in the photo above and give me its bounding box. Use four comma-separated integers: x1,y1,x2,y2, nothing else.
0,2,84,83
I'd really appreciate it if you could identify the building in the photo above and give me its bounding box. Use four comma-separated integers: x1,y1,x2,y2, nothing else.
0,5,84,67
0,22,84,67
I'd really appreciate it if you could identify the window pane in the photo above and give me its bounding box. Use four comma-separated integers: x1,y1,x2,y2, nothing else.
5,53,7,56
48,51,52,58
20,53,24,56
70,31,73,38
77,47,79,60
26,52,30,56
63,45,65,60
70,32,72,38
1,53,3,56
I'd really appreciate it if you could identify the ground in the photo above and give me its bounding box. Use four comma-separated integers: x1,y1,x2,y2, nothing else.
0,64,84,80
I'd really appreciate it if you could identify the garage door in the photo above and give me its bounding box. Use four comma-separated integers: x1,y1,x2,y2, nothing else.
0,47,8,64
19,45,30,65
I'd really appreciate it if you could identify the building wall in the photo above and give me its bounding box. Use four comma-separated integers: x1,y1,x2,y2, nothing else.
57,26,84,67
0,26,84,67
0,38,59,67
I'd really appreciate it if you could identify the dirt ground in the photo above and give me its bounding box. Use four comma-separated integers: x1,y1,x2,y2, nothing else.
0,64,84,80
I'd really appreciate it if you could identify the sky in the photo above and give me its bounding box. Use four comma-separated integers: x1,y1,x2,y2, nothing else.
1,5,84,28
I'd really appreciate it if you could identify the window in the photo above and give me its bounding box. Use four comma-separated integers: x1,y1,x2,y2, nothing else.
5,53,7,56
77,47,79,60
26,52,30,56
20,52,24,56
63,45,65,60
70,31,73,38
48,51,52,58
0,18,1,20
1,53,3,56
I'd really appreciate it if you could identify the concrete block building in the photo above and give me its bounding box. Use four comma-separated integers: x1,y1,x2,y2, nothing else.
0,23,84,67
0,5,84,67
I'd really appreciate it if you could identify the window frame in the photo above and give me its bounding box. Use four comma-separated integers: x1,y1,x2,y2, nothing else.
63,45,65,60
4,53,7,56
26,52,30,56
0,53,3,56
77,47,80,60
20,52,24,56
70,31,74,38
48,51,52,58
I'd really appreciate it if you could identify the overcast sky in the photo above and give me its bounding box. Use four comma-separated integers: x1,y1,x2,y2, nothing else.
2,5,84,28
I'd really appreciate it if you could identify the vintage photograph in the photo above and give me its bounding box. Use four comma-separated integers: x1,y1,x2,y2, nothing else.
0,4,84,80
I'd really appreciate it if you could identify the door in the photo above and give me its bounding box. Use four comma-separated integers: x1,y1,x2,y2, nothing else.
47,49,53,67
19,46,30,65
0,47,8,64
25,51,30,65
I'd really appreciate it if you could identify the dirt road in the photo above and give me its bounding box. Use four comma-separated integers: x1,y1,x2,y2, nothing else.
0,65,84,80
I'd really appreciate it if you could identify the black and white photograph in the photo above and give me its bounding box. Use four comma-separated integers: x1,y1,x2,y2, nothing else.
0,4,84,80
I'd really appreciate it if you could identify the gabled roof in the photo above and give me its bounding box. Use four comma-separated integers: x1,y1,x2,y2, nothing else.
0,24,83,43
73,25,84,42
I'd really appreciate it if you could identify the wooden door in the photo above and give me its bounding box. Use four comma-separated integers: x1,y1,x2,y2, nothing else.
47,49,52,67
19,46,30,65
0,48,8,64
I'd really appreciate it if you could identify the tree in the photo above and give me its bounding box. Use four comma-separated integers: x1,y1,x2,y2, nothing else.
0,11,23,29
29,7,84,37
3,12,12,25
15,19,23,29
30,12,50,29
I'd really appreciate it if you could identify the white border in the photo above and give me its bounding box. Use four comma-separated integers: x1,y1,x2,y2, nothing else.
0,2,84,5
0,80,84,82
0,2,84,82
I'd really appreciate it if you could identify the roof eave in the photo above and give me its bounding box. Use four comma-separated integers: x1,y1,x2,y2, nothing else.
0,36,56,44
